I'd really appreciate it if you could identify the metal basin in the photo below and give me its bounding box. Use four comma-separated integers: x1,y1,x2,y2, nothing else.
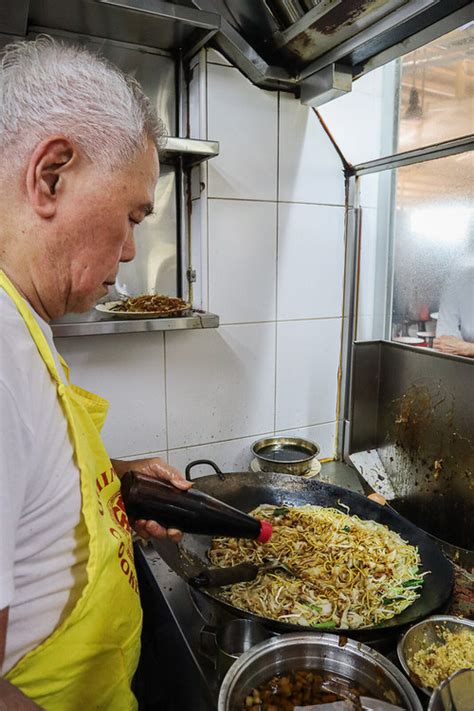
218,633,423,711
251,436,320,475
397,615,474,696
428,668,474,711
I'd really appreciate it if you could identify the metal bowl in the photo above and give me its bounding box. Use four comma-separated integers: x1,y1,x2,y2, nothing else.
251,436,320,475
397,615,474,697
428,668,474,711
218,633,422,711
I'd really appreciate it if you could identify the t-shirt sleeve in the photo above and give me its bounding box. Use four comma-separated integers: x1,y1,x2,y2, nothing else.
0,382,32,609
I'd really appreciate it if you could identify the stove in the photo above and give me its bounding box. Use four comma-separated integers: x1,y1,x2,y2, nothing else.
133,461,473,711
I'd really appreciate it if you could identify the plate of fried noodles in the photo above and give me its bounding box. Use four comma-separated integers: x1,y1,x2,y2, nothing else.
96,294,190,318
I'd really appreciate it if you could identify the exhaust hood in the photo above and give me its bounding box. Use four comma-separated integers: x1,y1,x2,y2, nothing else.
1,0,471,105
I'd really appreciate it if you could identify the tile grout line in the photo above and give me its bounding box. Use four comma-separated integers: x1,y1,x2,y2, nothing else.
274,90,280,434
119,420,338,459
219,316,343,326
207,197,346,208
168,421,339,453
205,53,211,311
162,332,170,453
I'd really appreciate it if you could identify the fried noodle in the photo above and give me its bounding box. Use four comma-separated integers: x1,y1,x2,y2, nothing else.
112,294,189,313
208,504,425,629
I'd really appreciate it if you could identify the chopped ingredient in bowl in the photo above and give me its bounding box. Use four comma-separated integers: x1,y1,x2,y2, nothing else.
241,670,371,710
409,627,474,689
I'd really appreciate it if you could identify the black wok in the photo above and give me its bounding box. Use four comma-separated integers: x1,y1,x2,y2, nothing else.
152,461,453,642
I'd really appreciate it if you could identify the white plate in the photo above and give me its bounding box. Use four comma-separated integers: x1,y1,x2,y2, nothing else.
95,301,191,319
393,336,425,345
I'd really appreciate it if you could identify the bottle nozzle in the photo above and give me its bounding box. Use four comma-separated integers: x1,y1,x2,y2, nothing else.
256,519,273,543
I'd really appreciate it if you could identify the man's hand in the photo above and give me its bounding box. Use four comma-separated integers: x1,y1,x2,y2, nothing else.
433,335,474,357
112,457,192,543
0,678,44,710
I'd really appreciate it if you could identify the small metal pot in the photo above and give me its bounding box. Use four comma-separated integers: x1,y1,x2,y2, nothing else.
428,668,474,711
218,633,422,711
397,615,474,697
251,436,320,475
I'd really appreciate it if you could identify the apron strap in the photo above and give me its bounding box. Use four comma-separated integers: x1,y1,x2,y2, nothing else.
0,270,64,387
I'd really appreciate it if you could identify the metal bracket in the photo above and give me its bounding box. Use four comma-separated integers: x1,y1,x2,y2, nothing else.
300,63,352,107
186,268,197,283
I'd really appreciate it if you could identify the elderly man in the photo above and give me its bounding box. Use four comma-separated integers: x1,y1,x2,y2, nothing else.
0,37,190,709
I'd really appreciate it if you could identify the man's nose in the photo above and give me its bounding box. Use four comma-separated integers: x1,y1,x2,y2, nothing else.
121,232,136,263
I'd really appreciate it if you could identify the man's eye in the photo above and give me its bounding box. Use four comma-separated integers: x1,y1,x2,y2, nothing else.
129,217,140,226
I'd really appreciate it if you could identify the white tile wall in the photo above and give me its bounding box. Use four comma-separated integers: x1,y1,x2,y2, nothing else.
318,90,382,166
168,423,336,475
207,63,278,200
59,50,349,468
209,199,277,323
318,64,395,167
116,451,168,463
357,208,377,335
279,93,345,206
206,48,231,66
358,173,380,209
165,324,276,449
58,333,167,458
277,203,345,320
351,66,384,97
168,433,272,478
275,319,342,431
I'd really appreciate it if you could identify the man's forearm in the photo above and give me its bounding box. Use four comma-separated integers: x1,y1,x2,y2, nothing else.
110,458,129,479
0,678,44,710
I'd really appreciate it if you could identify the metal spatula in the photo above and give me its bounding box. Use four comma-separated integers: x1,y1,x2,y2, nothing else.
190,557,298,588
307,678,406,710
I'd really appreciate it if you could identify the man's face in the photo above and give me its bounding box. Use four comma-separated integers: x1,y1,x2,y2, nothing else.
53,138,159,314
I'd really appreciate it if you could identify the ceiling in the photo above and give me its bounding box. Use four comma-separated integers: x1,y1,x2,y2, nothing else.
0,0,472,104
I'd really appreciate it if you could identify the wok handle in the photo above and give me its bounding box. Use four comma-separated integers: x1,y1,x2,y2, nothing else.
367,492,387,506
189,563,260,588
185,459,225,482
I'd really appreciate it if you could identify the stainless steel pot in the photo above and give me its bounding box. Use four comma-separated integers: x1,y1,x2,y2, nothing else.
428,668,474,711
218,634,423,711
397,615,474,697
251,436,320,475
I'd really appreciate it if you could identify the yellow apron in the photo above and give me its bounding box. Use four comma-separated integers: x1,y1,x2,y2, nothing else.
1,271,142,710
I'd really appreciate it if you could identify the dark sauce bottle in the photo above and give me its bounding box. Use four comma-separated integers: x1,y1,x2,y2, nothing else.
121,471,272,542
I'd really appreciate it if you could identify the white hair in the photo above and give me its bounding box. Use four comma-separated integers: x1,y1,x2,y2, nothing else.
0,35,166,173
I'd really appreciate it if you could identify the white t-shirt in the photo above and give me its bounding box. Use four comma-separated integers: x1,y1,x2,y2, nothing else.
0,288,88,674
437,262,474,342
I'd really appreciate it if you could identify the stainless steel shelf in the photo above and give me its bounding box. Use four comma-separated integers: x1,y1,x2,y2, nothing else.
161,137,220,168
23,0,221,56
52,310,219,337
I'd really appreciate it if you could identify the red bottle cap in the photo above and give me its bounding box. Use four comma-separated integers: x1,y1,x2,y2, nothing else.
256,520,273,543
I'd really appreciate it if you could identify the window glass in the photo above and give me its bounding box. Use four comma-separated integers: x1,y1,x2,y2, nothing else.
356,152,474,352
398,23,474,152
391,152,473,347
319,22,473,165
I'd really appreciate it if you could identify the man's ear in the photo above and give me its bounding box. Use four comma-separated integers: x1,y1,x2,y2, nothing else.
26,137,76,218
